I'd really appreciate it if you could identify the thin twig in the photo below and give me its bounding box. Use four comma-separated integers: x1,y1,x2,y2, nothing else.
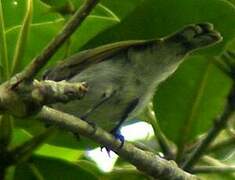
192,166,235,174
207,137,235,153
182,104,234,171
36,106,198,180
15,0,100,84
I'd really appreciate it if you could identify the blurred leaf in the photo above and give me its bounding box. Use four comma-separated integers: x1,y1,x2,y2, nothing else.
100,168,150,180
40,0,75,15
40,0,143,20
14,155,98,180
5,166,15,180
83,0,235,56
11,129,84,161
154,56,232,148
10,127,55,164
2,0,60,30
199,173,235,180
0,115,12,149
100,0,144,20
228,0,235,6
77,160,103,177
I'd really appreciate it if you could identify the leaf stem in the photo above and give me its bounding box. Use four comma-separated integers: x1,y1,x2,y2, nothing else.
28,163,45,180
11,0,33,75
0,0,9,80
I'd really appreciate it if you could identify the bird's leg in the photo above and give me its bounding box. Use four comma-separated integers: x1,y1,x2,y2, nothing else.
101,98,139,156
81,89,116,120
78,90,116,141
101,128,125,157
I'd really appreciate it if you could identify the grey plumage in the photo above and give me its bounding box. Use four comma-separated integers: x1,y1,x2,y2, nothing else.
44,23,221,133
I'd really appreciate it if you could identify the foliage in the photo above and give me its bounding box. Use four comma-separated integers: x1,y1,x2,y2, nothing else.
1,0,235,179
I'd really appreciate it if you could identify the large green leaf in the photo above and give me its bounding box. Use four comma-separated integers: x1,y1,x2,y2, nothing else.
3,0,60,30
83,0,235,56
40,0,144,20
154,56,232,146
6,4,117,74
11,129,84,162
14,155,98,180
100,0,144,20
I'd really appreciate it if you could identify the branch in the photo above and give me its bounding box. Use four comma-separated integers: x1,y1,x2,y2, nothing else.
36,106,198,180
31,80,88,105
14,0,100,84
207,137,235,153
182,105,233,171
0,80,87,117
182,93,234,171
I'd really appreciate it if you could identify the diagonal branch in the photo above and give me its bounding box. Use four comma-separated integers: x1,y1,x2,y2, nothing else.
14,0,100,84
182,86,235,171
37,106,198,180
192,166,235,174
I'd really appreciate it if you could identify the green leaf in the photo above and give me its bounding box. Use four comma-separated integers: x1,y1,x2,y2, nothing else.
40,0,75,16
199,173,235,180
100,168,150,180
14,155,98,180
100,0,144,20
11,128,84,162
77,160,103,177
6,19,65,72
83,0,235,56
11,0,33,75
6,3,117,74
2,0,60,30
154,56,232,148
10,127,55,164
40,0,143,20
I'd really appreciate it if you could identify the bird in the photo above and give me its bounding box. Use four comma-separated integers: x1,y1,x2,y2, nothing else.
43,23,221,145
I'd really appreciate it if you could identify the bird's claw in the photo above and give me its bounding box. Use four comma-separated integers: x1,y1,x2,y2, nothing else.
101,131,125,157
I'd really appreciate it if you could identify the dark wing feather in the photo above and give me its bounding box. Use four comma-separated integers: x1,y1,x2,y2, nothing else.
43,39,157,81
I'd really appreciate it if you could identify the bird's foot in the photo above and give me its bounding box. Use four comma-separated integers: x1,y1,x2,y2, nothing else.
101,131,125,157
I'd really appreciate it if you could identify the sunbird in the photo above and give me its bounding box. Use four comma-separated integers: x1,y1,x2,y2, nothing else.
44,23,221,144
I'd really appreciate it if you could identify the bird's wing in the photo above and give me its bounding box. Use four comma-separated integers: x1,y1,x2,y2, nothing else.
43,39,158,81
